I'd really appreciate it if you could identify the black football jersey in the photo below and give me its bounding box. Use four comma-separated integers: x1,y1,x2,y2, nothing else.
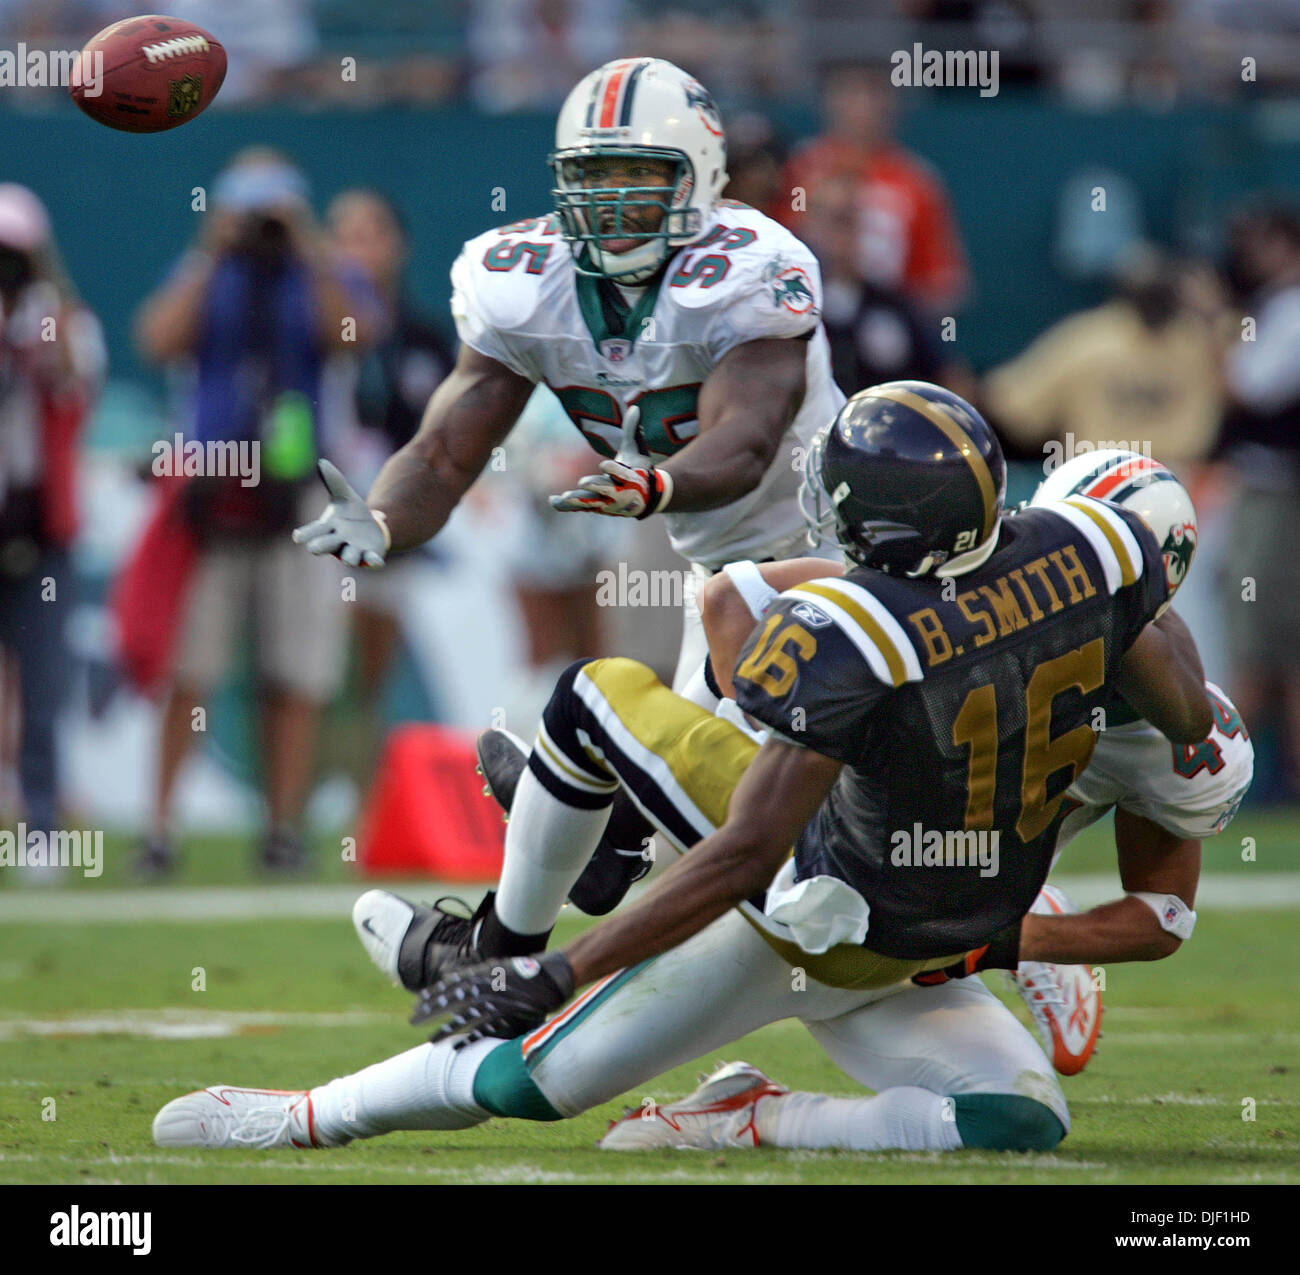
733,496,1169,958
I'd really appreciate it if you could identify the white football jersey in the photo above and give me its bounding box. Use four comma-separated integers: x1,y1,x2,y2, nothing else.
1057,682,1254,851
450,203,845,569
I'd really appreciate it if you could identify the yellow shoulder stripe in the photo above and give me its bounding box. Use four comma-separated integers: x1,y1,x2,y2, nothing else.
791,582,909,687
1063,497,1138,587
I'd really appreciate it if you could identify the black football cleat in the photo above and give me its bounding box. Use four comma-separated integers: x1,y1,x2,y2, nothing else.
474,727,530,817
473,727,653,916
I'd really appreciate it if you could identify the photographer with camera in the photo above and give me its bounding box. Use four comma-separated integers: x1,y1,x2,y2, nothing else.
0,184,105,868
134,148,379,875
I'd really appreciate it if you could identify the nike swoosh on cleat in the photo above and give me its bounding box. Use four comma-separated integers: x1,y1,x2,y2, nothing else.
361,918,379,936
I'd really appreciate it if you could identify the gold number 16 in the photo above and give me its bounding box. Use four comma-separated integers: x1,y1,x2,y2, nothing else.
951,638,1105,842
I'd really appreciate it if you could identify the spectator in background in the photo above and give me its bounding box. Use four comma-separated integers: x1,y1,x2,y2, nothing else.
1217,203,1300,798
132,149,377,875
782,60,970,315
721,113,788,223
324,189,454,764
0,183,105,862
468,0,624,112
983,250,1225,474
166,0,318,102
802,173,966,397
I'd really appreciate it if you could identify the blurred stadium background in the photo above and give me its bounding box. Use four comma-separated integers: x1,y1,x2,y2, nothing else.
2,0,1299,866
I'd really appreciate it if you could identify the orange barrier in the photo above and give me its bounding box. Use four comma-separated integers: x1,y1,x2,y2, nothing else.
358,725,505,880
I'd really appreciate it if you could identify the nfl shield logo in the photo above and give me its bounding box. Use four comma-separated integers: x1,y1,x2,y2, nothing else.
601,339,632,364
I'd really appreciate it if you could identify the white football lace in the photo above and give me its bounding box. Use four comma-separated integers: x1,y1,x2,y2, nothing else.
226,1101,302,1149
142,35,209,63
1021,967,1065,1008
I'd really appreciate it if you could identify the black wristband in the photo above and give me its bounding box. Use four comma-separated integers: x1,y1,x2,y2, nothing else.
635,466,667,520
539,950,576,1000
702,653,724,701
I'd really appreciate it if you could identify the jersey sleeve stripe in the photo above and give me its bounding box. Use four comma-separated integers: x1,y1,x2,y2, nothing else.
1063,496,1142,586
868,384,998,541
798,577,925,681
1042,500,1126,593
786,582,914,687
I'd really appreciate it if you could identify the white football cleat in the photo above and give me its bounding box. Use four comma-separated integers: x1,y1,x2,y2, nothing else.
153,1086,326,1149
352,889,419,986
353,889,493,992
1008,883,1102,1076
599,1061,788,1151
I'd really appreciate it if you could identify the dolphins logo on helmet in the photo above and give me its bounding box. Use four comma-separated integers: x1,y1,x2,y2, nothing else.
1031,448,1198,596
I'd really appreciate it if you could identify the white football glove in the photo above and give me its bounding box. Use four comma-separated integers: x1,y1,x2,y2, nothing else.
550,458,674,519
292,459,391,568
549,404,674,519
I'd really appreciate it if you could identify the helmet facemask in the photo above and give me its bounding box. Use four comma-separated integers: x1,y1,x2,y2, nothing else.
550,148,699,284
797,431,838,551
800,431,926,571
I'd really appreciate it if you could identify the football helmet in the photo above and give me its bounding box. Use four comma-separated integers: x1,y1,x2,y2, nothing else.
1031,448,1197,596
550,58,728,283
800,381,1007,576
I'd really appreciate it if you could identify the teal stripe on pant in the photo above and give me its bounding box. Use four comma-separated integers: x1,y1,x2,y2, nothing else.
472,1040,563,1121
471,961,655,1121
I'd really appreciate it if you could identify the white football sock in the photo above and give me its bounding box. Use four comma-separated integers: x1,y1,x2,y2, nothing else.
755,1088,964,1152
493,765,611,936
310,1038,499,1143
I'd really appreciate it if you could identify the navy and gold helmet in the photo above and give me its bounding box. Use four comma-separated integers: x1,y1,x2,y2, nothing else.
800,381,1006,576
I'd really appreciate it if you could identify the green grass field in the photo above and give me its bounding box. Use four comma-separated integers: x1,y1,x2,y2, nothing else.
1,811,1296,1185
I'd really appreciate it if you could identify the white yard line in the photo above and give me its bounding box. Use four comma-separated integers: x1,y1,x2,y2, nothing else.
0,873,1297,924
0,1009,396,1040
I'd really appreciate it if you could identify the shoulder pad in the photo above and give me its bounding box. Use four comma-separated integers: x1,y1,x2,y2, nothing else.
453,216,569,332
779,573,926,688
667,207,821,316
1032,495,1151,594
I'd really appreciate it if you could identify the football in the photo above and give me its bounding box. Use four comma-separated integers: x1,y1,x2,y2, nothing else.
69,14,226,133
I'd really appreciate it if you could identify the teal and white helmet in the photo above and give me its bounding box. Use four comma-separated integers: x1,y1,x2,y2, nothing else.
1032,448,1198,596
550,58,728,283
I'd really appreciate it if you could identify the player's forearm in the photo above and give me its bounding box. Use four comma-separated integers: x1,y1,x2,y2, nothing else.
565,740,840,987
659,419,780,511
1019,897,1181,964
364,443,465,551
367,354,530,550
659,336,805,512
698,576,765,698
563,827,770,985
1153,607,1206,685
1117,624,1213,744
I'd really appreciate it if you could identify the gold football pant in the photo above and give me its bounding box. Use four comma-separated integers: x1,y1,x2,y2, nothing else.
528,656,969,990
